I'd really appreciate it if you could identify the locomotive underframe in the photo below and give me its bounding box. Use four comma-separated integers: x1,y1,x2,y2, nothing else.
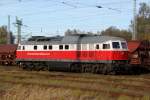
16,59,128,74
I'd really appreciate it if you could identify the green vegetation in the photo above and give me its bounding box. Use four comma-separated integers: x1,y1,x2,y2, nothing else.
136,3,150,40
0,26,14,44
0,26,7,44
101,27,132,40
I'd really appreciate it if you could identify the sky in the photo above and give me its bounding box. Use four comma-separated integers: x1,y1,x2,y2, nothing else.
0,0,150,38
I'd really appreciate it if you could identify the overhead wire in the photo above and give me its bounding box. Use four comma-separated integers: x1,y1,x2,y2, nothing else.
0,0,28,7
19,0,133,25
61,1,77,8
0,0,132,17
20,0,126,17
60,1,122,13
0,0,135,34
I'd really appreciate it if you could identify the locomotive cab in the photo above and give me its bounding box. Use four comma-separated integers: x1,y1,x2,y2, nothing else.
110,41,128,64
96,40,128,61
102,40,128,64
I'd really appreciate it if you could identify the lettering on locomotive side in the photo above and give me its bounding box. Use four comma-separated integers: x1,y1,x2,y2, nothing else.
27,52,51,56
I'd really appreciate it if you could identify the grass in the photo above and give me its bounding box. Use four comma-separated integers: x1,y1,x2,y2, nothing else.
1,85,149,100
1,84,111,100
0,66,150,100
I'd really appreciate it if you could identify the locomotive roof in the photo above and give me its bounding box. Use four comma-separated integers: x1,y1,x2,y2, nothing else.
20,34,126,45
61,35,125,44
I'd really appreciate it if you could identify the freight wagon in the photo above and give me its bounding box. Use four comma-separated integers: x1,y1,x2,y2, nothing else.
0,44,17,65
128,40,150,70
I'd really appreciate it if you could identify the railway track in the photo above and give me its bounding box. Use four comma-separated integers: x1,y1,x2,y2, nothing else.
0,72,150,90
2,70,150,85
0,66,150,99
0,77,145,98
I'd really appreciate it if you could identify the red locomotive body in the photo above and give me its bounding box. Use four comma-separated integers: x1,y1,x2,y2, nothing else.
16,34,128,74
16,50,128,61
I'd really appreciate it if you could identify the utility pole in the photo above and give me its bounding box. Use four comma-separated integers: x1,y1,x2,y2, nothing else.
15,17,23,44
41,27,43,33
133,0,137,40
7,15,11,44
56,26,59,35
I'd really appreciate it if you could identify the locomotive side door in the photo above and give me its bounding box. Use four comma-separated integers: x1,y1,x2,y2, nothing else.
76,35,83,61
77,44,81,60
89,44,95,60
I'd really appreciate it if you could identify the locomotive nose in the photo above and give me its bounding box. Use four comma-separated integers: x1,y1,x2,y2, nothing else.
121,52,125,56
121,51,128,59
113,51,128,60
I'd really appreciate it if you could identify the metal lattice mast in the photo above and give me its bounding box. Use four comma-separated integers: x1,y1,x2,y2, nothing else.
15,17,23,44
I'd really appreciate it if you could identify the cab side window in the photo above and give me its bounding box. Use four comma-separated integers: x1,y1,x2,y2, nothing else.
121,42,127,49
112,42,120,49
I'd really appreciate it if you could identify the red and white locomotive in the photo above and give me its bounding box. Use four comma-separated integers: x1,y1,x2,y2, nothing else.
16,34,128,74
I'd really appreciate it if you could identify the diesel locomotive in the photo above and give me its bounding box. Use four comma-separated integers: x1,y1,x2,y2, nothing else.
16,34,129,74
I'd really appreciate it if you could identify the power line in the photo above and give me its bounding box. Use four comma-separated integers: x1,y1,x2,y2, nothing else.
60,1,122,12
0,0,138,35
19,1,126,17
97,0,132,5
0,0,132,17
0,0,22,6
61,1,77,8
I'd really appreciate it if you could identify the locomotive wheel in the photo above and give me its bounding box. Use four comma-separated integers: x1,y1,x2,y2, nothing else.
102,67,108,75
22,64,30,71
108,68,116,75
26,65,34,71
39,62,48,71
84,66,88,73
22,64,27,70
33,64,41,71
101,64,107,74
92,64,100,74
81,66,85,73
107,65,116,75
81,64,92,73
101,64,113,75
41,66,48,71
23,62,34,71
91,66,96,73
70,64,75,72
70,63,81,72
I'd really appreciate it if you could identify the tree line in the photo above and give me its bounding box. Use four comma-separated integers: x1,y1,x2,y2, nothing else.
0,26,14,44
